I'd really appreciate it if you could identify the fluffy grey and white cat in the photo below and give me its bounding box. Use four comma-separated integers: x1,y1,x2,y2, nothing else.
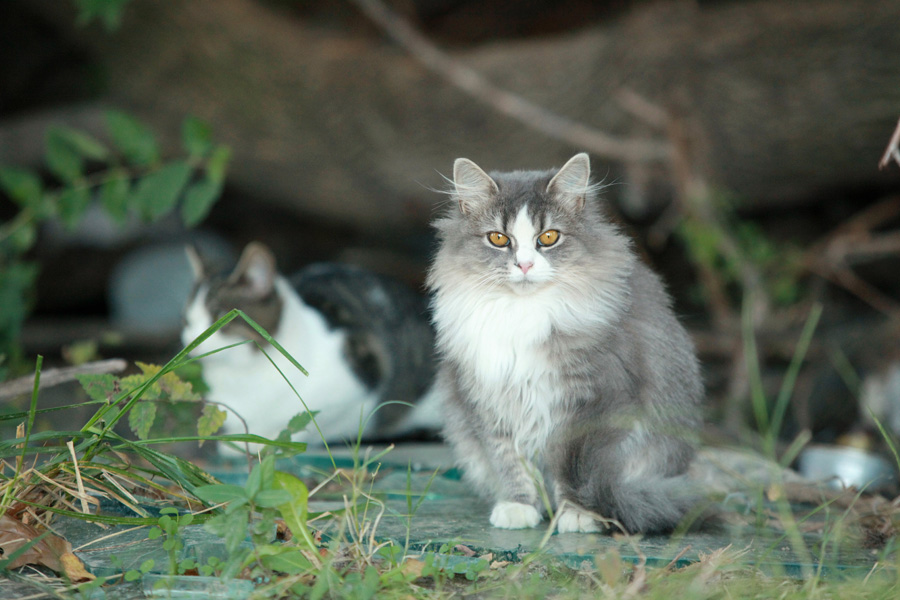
182,242,441,452
427,153,703,534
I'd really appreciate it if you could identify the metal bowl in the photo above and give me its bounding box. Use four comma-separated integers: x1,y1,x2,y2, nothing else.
797,444,897,491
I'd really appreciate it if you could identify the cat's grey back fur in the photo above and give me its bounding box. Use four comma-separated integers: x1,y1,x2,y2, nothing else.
428,153,703,534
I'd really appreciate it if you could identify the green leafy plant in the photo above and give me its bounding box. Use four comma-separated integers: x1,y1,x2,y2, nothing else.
0,111,231,380
194,454,320,580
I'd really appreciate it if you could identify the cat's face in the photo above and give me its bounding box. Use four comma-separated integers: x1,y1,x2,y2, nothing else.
433,153,620,293
182,242,283,352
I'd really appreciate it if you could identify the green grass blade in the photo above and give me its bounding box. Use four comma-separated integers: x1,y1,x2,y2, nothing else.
1,355,43,514
742,294,769,436
81,309,241,436
236,309,308,376
770,303,822,442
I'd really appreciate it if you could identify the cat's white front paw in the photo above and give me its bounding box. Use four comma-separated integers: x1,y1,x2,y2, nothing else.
556,506,602,533
490,501,541,529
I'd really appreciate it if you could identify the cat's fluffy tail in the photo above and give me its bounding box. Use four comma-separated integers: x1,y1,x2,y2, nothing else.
574,474,714,534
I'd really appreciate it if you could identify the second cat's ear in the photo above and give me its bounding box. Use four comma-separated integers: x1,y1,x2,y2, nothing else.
547,153,591,211
229,242,276,298
453,158,499,215
185,245,205,280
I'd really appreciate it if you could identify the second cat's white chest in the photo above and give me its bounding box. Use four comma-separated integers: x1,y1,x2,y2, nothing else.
183,279,379,447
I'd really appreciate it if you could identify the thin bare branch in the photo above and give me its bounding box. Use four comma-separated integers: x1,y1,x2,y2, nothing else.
0,359,128,401
350,0,671,163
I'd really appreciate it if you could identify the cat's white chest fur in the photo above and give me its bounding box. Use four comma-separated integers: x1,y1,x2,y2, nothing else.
183,278,378,448
435,285,564,456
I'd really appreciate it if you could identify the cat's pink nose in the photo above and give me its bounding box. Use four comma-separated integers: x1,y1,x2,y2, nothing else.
517,261,534,274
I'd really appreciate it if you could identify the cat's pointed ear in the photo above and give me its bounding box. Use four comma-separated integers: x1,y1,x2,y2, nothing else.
185,245,205,280
229,242,276,298
453,158,499,215
547,153,591,211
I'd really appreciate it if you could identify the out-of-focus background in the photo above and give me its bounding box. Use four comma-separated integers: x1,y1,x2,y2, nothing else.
2,0,900,452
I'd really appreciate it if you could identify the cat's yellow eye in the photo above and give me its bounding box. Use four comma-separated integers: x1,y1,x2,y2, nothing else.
487,232,510,247
538,229,560,247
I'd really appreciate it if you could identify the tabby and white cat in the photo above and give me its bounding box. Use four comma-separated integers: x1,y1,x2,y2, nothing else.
427,153,703,534
182,242,440,451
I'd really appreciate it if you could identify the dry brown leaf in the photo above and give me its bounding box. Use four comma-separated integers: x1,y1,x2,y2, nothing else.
60,552,95,582
0,513,75,574
400,557,425,578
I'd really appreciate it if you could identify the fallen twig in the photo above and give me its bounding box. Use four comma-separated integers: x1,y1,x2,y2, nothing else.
0,359,127,401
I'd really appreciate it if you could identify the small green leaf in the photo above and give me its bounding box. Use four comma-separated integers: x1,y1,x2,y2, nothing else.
244,461,264,500
76,373,118,403
128,401,157,440
100,170,131,223
206,145,231,185
273,472,310,544
197,404,227,440
0,166,43,208
205,508,249,554
53,126,110,161
74,0,132,31
245,454,276,500
140,558,155,573
132,161,192,221
182,116,213,158
106,110,159,166
260,549,313,575
194,484,248,505
57,187,91,229
46,130,84,183
124,569,142,582
147,527,162,540
180,178,222,227
286,411,317,435
253,489,293,508
7,220,37,253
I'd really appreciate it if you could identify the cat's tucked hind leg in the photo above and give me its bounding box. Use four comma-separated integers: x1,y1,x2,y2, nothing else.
490,501,541,529
556,504,603,533
552,424,698,535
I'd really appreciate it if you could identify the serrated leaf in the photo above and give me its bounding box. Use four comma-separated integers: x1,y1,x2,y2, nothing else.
0,166,43,208
286,411,318,435
197,404,227,443
46,130,84,183
180,178,222,227
182,116,212,158
128,401,157,440
76,373,118,403
106,111,159,166
206,145,231,185
132,161,192,221
57,187,91,229
100,171,131,223
54,126,110,161
194,484,248,505
126,362,199,403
